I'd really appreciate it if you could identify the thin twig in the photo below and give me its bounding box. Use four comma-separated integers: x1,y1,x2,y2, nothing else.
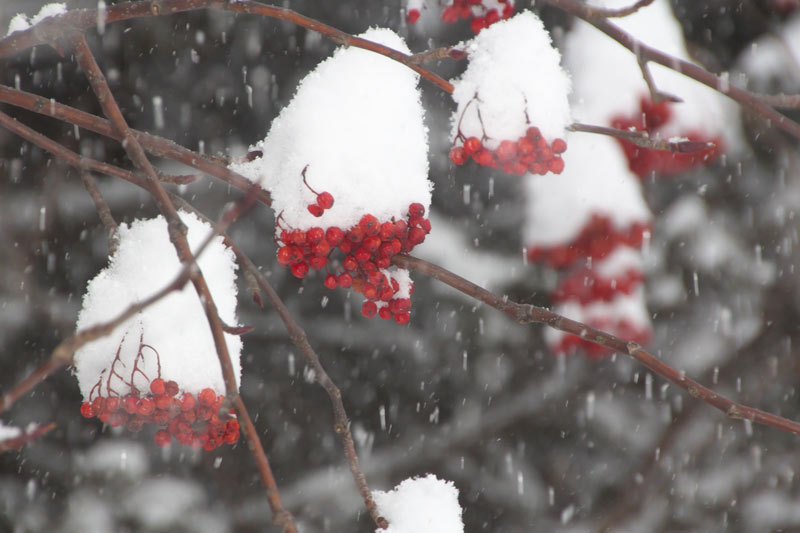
754,92,800,109
0,423,57,453
636,56,682,104
407,46,467,64
583,0,656,18
393,254,800,436
569,122,712,153
78,169,120,255
543,0,800,140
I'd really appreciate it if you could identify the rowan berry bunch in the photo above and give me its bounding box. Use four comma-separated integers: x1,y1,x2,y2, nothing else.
551,266,644,305
80,378,240,450
611,96,723,177
275,202,431,324
450,126,567,176
526,214,649,268
407,0,514,34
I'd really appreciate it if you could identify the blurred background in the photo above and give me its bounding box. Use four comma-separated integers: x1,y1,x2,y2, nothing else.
2,0,800,531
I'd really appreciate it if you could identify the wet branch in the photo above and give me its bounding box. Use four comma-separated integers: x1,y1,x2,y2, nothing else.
78,169,120,255
569,122,713,153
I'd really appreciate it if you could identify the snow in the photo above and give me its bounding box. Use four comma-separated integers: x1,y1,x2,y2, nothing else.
450,11,571,148
736,12,800,87
230,27,431,234
596,246,644,277
0,421,22,441
5,3,66,36
122,477,206,530
372,474,463,533
523,133,651,248
73,211,242,399
564,0,736,147
76,440,149,480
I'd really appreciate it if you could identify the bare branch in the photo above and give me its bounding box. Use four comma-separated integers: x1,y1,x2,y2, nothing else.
394,254,800,437
569,121,714,152
583,0,656,18
78,169,120,255
637,56,682,104
755,92,800,109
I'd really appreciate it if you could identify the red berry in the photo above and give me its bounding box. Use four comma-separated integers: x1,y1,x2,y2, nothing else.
312,240,330,256
153,409,170,425
276,247,293,266
123,394,139,414
155,395,172,410
379,306,393,320
347,226,364,243
307,227,325,243
308,255,327,270
394,312,411,325
376,257,391,269
316,192,334,209
154,429,172,447
290,230,306,245
449,146,467,165
551,138,567,154
474,149,494,167
485,8,500,24
291,261,309,278
80,402,96,418
361,301,378,318
199,388,217,407
325,227,344,246
150,378,166,396
307,204,324,217
409,203,425,217
408,227,427,246
180,393,196,411
105,397,120,412
496,140,518,162
363,235,381,252
406,8,420,24
137,397,155,416
359,214,380,235
343,255,358,271
165,380,180,397
338,273,353,288
442,5,459,23
363,283,378,299
470,16,487,34
463,137,482,155
548,157,565,174
324,274,338,289
355,247,372,263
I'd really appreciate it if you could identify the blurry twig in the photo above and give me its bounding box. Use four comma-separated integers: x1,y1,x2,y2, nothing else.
755,92,800,109
569,122,712,152
584,0,655,18
408,46,467,64
78,169,119,255
637,56,682,104
0,423,57,452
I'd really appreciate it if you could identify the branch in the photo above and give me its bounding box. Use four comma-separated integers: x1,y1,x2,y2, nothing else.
393,254,800,437
78,169,119,255
0,423,56,452
542,0,800,140
67,34,297,532
583,0,655,18
0,85,271,206
568,122,713,153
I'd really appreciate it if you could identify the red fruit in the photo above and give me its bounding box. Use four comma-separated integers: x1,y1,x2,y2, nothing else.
362,261,377,272
154,429,172,447
548,157,565,174
137,397,155,416
406,8,420,24
485,8,500,24
518,138,535,154
153,409,170,425
347,226,364,243
324,274,338,289
394,312,411,325
80,402,96,418
496,140,518,162
109,412,128,427
150,378,166,396
325,227,344,246
442,5,459,23
551,138,567,154
91,397,104,412
199,388,217,407
165,380,180,397
409,203,425,217
363,235,381,252
316,192,334,209
343,255,358,271
126,417,144,433
408,227,427,246
359,214,380,235
180,393,196,411
197,406,213,421
307,227,325,243
181,409,197,424
463,137,482,155
379,307,393,320
393,220,408,236
312,240,330,256
307,204,324,217
355,247,372,263
379,222,395,240
470,16,487,34
361,301,378,318
526,127,541,140
474,149,494,167
339,240,352,254
105,397,120,412
449,146,467,165
290,230,306,245
363,283,378,300
308,255,327,270
123,394,139,414
338,273,353,288
291,261,309,278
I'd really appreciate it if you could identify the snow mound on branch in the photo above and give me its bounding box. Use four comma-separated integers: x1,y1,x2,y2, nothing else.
450,11,571,148
523,133,650,248
6,3,66,36
73,211,241,398
565,0,735,145
373,474,464,533
230,27,430,233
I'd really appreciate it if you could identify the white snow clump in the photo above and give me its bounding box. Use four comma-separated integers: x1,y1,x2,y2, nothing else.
73,211,242,399
6,3,67,36
373,474,464,533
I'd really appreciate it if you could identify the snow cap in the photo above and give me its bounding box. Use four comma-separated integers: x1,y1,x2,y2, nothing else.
73,211,242,399
373,474,464,533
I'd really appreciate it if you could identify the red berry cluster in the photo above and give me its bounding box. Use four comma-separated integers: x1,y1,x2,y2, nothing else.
450,128,567,176
611,96,723,178
551,267,644,305
80,378,239,450
553,317,651,358
439,0,514,33
276,203,431,324
302,166,335,217
527,215,650,269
